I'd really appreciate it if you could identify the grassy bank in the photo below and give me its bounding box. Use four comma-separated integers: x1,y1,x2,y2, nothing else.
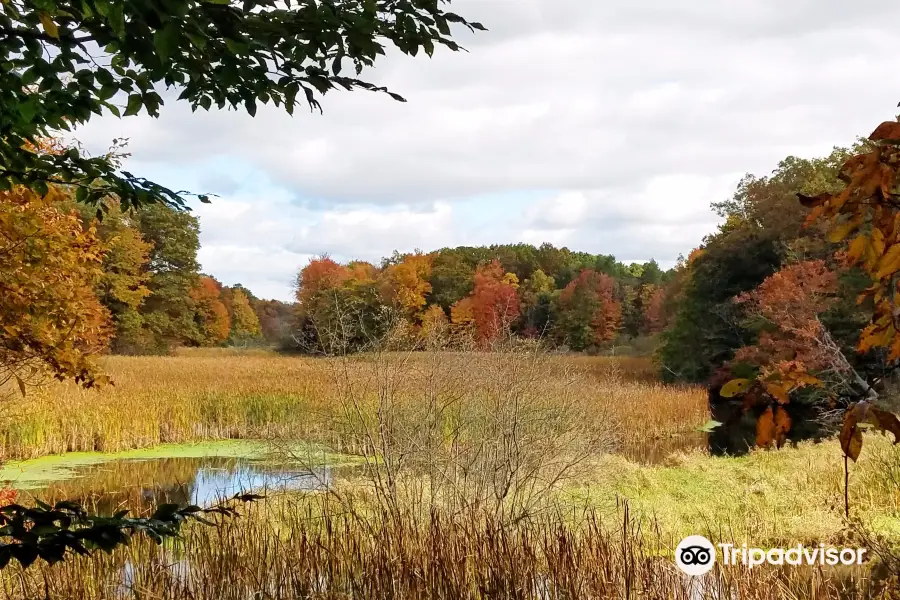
566,437,900,546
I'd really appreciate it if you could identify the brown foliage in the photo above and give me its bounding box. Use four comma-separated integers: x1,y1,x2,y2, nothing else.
799,117,900,465
839,401,900,463
0,186,112,391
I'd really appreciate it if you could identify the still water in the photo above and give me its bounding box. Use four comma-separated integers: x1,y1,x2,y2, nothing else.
9,454,334,513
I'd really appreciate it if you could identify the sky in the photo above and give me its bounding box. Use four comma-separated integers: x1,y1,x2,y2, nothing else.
71,0,900,302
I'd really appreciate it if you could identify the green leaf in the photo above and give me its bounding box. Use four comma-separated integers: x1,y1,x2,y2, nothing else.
98,84,118,100
696,420,723,433
17,99,38,122
123,94,143,116
154,22,180,64
108,3,125,38
20,67,39,86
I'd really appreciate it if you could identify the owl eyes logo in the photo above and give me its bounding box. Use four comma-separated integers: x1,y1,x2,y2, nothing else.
680,546,712,565
675,535,716,576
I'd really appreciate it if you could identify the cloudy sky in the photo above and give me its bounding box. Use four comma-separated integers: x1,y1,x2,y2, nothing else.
72,0,900,302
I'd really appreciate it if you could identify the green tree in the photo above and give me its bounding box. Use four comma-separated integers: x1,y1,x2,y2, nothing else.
428,250,475,312
1,0,484,211
130,203,201,353
519,268,555,337
657,147,859,383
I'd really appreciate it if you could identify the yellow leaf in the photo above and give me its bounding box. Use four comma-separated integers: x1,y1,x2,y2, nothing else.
764,382,790,404
847,234,869,263
828,219,859,243
876,244,900,279
720,378,752,398
39,12,59,39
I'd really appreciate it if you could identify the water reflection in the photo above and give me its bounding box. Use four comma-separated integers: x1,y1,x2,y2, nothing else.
24,456,331,514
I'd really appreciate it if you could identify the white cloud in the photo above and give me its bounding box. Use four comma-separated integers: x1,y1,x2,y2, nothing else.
69,0,900,299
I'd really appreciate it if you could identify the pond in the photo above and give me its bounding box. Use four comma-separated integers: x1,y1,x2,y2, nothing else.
0,440,349,512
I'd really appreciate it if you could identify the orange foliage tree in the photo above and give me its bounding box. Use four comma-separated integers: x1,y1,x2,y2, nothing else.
0,186,111,393
379,253,433,320
469,260,520,345
190,276,231,346
295,256,351,308
792,119,900,471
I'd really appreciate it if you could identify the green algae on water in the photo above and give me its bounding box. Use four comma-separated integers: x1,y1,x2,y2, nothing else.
0,440,352,489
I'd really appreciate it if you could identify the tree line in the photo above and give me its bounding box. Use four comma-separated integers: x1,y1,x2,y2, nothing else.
289,246,672,354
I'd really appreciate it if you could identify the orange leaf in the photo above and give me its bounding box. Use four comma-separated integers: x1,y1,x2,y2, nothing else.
867,406,900,444
839,403,866,461
828,219,860,243
774,405,792,449
756,406,776,448
869,121,900,142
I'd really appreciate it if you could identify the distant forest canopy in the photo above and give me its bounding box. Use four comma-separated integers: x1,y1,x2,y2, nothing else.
6,139,885,389
291,245,672,355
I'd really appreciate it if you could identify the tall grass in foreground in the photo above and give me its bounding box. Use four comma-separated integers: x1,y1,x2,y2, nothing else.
0,352,708,461
0,496,891,600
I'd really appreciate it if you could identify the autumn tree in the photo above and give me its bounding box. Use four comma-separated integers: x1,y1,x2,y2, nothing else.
449,297,476,336
292,256,385,354
555,269,621,351
1,0,483,212
190,276,231,346
518,268,555,338
228,289,261,345
469,260,521,345
420,304,449,343
0,185,111,394
641,285,667,335
379,252,432,320
659,149,863,383
70,200,153,353
254,299,295,347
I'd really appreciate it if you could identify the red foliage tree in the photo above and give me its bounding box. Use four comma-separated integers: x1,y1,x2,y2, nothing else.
470,260,520,345
558,269,622,348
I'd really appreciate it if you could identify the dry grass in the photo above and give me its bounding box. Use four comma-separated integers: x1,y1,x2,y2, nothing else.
0,351,708,462
2,350,900,599
0,496,889,600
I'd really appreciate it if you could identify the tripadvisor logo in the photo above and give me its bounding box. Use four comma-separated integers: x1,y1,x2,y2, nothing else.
675,535,716,576
674,536,867,576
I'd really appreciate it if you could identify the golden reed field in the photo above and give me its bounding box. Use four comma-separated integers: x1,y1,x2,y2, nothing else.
2,350,899,599
0,350,707,462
